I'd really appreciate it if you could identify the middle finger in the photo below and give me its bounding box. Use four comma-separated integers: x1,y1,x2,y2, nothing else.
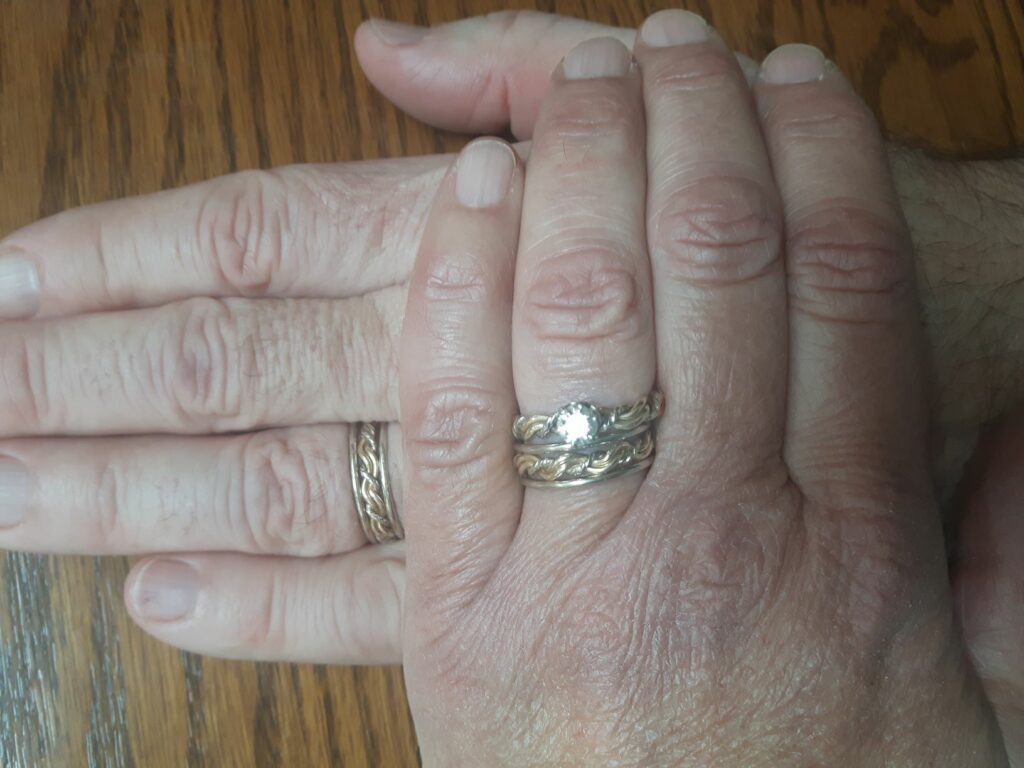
636,10,788,496
0,288,403,437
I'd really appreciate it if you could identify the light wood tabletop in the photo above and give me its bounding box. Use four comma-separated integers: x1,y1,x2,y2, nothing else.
1,1,1022,766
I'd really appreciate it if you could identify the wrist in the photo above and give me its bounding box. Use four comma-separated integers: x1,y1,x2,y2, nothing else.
890,150,1024,502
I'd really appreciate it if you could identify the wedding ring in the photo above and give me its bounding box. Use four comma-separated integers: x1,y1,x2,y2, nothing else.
349,422,404,543
512,391,663,488
512,391,663,445
514,430,655,488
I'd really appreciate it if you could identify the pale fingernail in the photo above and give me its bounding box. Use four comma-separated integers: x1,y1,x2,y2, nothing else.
132,560,200,621
562,37,632,80
761,43,827,85
735,52,761,87
368,18,427,47
455,139,516,209
0,457,31,527
0,252,41,319
640,9,709,47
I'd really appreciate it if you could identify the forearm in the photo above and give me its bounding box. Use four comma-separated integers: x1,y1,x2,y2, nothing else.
890,151,1024,500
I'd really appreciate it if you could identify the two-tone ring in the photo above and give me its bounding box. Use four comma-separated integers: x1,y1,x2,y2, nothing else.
349,422,404,544
350,394,663,532
512,392,663,488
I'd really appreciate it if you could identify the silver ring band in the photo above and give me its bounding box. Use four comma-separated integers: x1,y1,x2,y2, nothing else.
512,422,653,456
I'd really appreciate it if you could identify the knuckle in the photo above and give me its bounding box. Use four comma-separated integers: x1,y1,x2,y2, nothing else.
1,334,55,432
787,204,912,323
487,8,547,37
647,48,739,98
95,461,126,546
541,581,636,700
335,557,404,660
245,570,290,652
406,386,502,484
238,431,337,557
166,298,244,426
661,501,785,636
536,90,639,157
197,170,298,297
335,292,399,416
769,94,880,147
812,497,923,643
524,246,646,346
422,250,502,306
960,571,1024,692
651,176,782,286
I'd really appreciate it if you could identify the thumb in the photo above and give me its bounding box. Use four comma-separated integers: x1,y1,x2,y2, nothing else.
954,410,1024,764
354,11,634,138
355,12,759,139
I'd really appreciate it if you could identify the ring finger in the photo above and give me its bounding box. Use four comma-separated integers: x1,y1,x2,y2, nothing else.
0,423,402,556
513,37,655,537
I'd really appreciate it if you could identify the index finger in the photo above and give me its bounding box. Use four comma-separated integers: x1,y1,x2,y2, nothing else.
0,156,447,320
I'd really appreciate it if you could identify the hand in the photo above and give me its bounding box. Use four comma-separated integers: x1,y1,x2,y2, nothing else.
355,10,1024,503
0,7,1021,707
399,18,1006,764
0,153,444,663
955,409,1024,766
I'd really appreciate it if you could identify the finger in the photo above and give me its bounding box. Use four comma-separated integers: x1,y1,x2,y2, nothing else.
0,288,403,437
954,412,1024,764
124,546,404,664
356,12,634,138
401,138,522,598
635,11,787,492
755,45,930,500
513,37,654,532
0,156,447,320
0,423,403,556
355,13,759,139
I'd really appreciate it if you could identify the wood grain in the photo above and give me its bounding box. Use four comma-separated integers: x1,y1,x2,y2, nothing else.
0,1,1021,765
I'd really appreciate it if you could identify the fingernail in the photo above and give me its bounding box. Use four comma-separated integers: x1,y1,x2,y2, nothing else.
562,37,632,80
640,9,709,47
0,457,31,527
735,52,761,87
761,43,826,85
132,559,200,621
0,252,41,319
368,18,427,47
456,139,516,209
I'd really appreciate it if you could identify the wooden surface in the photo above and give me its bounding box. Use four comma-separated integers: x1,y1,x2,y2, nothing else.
1,1,1022,766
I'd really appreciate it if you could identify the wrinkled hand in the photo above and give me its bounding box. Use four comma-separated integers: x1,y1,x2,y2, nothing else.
399,17,1007,765
0,12,1021,757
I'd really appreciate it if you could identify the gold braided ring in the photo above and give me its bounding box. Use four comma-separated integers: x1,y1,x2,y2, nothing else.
349,422,404,543
513,431,655,488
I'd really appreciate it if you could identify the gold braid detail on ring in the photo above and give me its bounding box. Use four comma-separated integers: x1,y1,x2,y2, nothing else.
349,422,404,543
513,431,655,488
512,391,664,443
